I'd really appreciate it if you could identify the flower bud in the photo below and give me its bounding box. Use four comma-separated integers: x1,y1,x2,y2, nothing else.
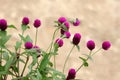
55,38,64,47
22,17,29,25
64,31,71,38
33,19,41,28
0,19,7,31
58,17,66,23
66,68,76,80
63,21,70,30
87,40,95,50
102,41,111,50
72,33,81,45
73,19,80,26
25,42,33,49
33,46,41,57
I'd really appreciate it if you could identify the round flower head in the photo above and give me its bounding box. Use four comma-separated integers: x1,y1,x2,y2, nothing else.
87,40,95,50
63,21,70,30
55,38,64,47
25,42,33,49
66,68,76,80
0,19,7,31
58,17,67,23
33,19,41,28
73,19,80,26
60,29,65,35
102,41,111,50
72,33,81,45
64,31,71,38
22,17,29,25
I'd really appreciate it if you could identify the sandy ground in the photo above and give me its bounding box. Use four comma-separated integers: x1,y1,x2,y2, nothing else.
0,0,120,80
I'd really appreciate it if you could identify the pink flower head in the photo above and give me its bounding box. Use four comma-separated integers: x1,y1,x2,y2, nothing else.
25,42,33,49
102,41,111,50
55,38,64,47
64,31,71,38
63,21,70,30
73,19,80,26
22,17,29,25
66,68,76,80
33,19,41,28
58,17,67,23
87,40,95,50
72,33,81,45
0,19,7,31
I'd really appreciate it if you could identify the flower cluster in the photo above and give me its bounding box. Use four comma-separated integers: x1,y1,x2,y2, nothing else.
0,17,111,80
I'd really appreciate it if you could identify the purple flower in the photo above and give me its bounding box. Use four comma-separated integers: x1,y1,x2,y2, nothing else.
60,29,65,35
25,42,33,49
72,33,81,45
64,31,71,38
58,17,67,23
55,38,64,47
102,41,111,50
73,19,80,26
87,40,95,50
22,17,29,25
63,21,70,30
0,19,7,31
66,68,76,80
33,19,41,28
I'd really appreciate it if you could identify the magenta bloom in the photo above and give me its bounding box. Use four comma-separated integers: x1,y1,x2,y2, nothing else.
0,19,7,31
25,42,33,49
60,29,65,35
72,33,81,45
73,19,80,26
55,38,64,47
63,21,70,30
102,41,111,50
58,17,67,23
66,68,76,80
22,17,29,25
33,19,41,28
64,31,71,38
87,40,95,50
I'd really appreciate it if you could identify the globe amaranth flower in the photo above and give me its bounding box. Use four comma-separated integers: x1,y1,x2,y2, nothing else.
25,42,33,49
60,29,66,35
0,19,7,31
102,41,111,50
33,45,41,57
63,21,70,30
66,68,76,80
64,31,71,38
73,18,80,26
87,40,95,51
72,33,81,45
55,38,64,47
22,17,29,25
58,17,67,23
33,19,41,28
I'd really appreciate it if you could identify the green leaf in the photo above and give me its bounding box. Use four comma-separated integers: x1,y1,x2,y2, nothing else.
8,25,17,30
15,41,22,51
76,45,80,51
79,57,86,62
21,24,30,32
3,51,9,61
83,62,89,67
25,35,33,42
0,31,7,37
0,35,11,46
82,54,93,61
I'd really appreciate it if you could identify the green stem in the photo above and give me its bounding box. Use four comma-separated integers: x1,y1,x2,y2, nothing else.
76,51,92,73
35,28,38,46
54,55,56,69
21,56,29,77
63,45,75,73
91,48,102,56
0,48,2,65
46,28,60,52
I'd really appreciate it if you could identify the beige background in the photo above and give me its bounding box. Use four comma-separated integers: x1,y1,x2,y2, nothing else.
0,0,120,80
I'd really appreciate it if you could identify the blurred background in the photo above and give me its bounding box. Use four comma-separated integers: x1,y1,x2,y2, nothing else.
0,0,120,80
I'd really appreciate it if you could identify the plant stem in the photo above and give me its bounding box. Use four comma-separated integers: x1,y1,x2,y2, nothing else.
0,48,2,65
63,45,75,73
46,28,59,52
54,55,56,69
35,28,38,46
76,51,92,73
21,56,29,77
91,48,102,56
